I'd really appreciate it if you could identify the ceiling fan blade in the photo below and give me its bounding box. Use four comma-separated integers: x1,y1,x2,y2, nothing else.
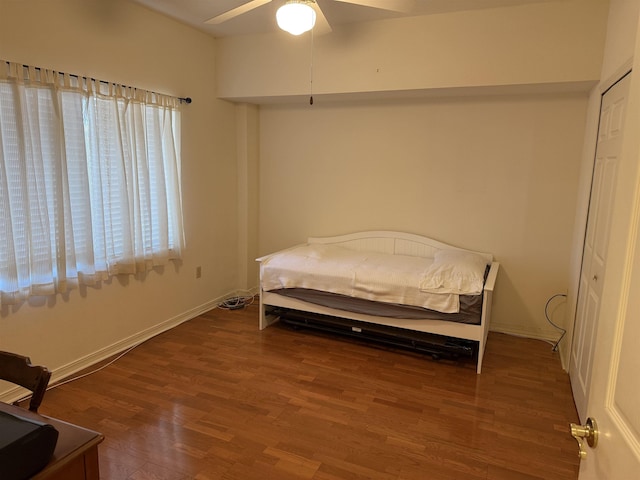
310,1,332,35
333,0,415,14
205,0,272,25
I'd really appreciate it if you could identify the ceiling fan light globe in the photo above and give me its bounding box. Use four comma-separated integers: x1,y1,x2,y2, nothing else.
276,1,317,35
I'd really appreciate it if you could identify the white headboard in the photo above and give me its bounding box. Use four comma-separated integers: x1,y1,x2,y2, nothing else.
307,231,493,263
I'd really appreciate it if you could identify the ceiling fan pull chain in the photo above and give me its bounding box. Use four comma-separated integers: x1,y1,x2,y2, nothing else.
310,27,314,105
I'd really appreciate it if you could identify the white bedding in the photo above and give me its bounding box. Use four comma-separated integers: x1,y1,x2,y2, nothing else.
261,244,464,313
419,249,488,295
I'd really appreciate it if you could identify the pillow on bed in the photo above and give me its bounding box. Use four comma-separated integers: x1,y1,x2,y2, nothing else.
420,249,488,295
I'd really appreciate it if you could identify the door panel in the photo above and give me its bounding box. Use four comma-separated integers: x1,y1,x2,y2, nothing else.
570,74,630,421
577,288,597,392
575,71,640,478
580,179,640,478
610,246,640,444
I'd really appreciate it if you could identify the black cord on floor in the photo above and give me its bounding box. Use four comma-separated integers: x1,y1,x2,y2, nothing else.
545,293,567,352
217,295,255,310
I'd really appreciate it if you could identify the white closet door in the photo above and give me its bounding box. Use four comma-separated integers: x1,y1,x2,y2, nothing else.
570,73,630,421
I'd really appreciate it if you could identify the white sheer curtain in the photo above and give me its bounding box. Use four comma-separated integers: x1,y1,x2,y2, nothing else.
0,61,184,305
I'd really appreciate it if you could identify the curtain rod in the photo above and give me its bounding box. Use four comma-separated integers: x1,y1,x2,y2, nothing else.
6,61,192,104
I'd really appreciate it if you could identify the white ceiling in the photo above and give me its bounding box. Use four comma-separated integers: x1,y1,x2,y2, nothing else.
131,0,560,38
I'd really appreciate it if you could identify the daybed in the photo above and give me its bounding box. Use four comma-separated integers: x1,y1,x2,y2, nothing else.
257,231,499,373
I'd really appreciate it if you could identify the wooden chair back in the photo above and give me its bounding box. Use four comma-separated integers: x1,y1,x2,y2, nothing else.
0,351,51,412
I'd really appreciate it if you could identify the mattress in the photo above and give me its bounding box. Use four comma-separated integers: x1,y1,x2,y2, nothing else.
268,288,483,324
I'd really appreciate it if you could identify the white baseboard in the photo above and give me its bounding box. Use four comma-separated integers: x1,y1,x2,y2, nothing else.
489,324,560,344
489,325,569,372
0,291,240,405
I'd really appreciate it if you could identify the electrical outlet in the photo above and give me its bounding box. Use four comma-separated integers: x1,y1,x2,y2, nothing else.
196,266,202,278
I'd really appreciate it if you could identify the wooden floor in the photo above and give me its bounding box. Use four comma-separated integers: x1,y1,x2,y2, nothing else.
38,303,580,480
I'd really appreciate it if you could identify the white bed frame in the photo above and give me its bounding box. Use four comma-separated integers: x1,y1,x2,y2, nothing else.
257,231,499,374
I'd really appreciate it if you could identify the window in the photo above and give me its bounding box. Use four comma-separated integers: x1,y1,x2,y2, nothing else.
0,62,184,305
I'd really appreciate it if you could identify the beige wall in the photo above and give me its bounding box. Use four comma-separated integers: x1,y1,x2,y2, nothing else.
0,0,617,394
0,0,238,389
599,0,640,79
217,0,609,341
217,0,608,102
236,104,260,290
258,94,589,339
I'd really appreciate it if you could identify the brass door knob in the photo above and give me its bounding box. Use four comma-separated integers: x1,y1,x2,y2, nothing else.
570,417,598,459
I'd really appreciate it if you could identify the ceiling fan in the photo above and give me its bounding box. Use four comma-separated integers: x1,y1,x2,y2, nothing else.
205,0,416,36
